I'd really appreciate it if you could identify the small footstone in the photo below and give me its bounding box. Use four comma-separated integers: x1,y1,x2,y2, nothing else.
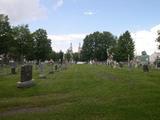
39,74,46,79
17,80,35,88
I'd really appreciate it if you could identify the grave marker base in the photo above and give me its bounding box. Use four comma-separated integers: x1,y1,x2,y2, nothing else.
39,74,46,79
49,71,54,74
17,80,35,88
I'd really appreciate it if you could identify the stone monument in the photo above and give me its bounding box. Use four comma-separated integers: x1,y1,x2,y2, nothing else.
156,57,160,69
39,62,46,79
10,60,16,74
17,65,35,88
55,64,58,71
140,51,150,72
49,59,54,74
0,57,3,74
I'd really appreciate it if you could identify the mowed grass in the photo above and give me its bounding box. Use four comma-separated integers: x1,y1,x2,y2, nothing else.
0,64,160,120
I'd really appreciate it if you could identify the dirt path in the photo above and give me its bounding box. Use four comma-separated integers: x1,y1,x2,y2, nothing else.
0,106,52,117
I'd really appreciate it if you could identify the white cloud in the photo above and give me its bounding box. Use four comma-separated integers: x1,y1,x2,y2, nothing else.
48,24,160,54
0,0,47,23
48,33,87,52
84,11,95,16
48,33,87,41
53,0,64,10
131,24,160,55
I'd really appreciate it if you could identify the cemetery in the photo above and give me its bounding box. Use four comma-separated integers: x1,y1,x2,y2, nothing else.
1,2,160,119
0,60,160,120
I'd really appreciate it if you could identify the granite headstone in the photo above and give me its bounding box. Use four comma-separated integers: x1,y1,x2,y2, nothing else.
17,65,35,88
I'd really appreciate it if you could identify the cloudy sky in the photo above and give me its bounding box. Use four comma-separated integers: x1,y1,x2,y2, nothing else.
0,0,160,55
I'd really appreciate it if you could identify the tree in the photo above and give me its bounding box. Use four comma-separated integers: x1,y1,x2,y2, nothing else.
0,14,12,56
81,31,116,61
114,31,135,62
12,25,33,62
48,51,57,61
58,50,64,64
33,29,52,62
65,50,71,62
73,52,79,63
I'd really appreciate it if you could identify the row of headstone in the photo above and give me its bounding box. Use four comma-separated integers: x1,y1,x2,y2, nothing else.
38,60,69,79
105,51,152,72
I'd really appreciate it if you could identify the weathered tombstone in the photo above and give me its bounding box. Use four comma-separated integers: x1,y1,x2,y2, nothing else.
49,59,54,74
55,64,58,71
0,57,3,74
140,51,149,72
62,61,68,70
107,54,114,67
128,54,132,70
17,65,35,88
39,62,46,79
113,61,117,68
10,60,16,74
35,61,39,70
59,64,62,71
156,57,160,69
119,62,123,68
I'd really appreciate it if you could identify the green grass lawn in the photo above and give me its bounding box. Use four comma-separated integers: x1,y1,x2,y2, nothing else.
0,64,160,120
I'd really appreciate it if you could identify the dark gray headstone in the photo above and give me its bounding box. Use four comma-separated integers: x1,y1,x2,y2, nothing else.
10,61,16,74
11,68,16,74
21,65,32,82
157,58,160,68
143,65,149,72
119,62,123,68
17,65,35,88
55,65,58,71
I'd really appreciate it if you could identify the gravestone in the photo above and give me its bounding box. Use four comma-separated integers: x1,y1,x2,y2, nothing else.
49,59,54,74
0,57,3,74
55,64,58,71
10,60,16,74
62,61,68,70
39,62,46,79
107,54,114,67
17,65,35,88
119,62,123,68
140,51,149,72
113,61,117,68
156,57,160,69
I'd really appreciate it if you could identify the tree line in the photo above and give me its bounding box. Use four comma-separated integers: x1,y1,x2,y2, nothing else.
0,14,135,63
0,14,54,63
2,14,160,63
81,31,135,62
0,14,82,64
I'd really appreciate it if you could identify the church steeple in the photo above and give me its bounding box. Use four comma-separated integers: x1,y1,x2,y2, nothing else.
69,43,73,53
78,43,82,53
